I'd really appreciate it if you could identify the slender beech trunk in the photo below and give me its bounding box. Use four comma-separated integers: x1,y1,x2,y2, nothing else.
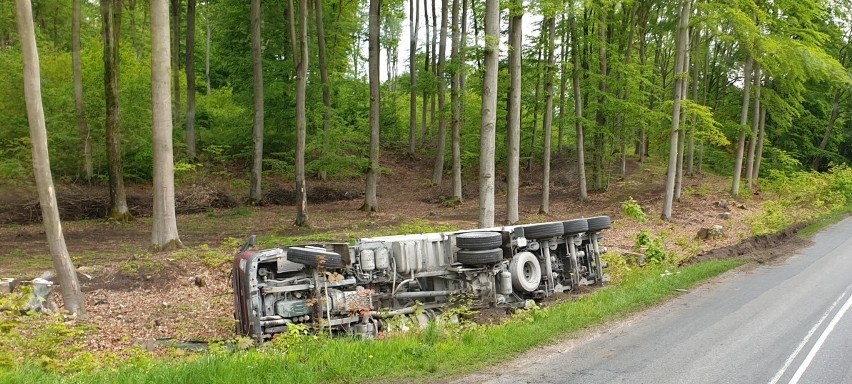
593,10,608,191
420,0,430,144
449,0,462,200
288,0,309,224
102,0,131,220
662,0,691,221
315,0,330,180
478,0,498,228
408,0,418,155
811,90,845,170
506,6,522,224
745,64,761,188
127,0,143,59
731,56,753,197
171,0,181,127
72,0,92,180
431,0,449,185
687,29,700,176
752,105,767,179
557,15,568,154
16,0,86,317
205,0,211,96
540,16,556,215
528,45,543,172
362,0,381,212
185,0,197,158
151,0,183,251
570,8,587,202
674,26,691,201
249,0,264,203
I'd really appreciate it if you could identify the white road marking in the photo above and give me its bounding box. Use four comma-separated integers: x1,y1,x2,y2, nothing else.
768,283,852,384
788,284,852,384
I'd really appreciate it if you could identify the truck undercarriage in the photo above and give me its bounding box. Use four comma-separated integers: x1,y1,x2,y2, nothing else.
232,216,611,340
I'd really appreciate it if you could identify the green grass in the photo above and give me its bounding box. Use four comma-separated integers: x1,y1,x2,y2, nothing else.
0,259,744,384
798,205,852,238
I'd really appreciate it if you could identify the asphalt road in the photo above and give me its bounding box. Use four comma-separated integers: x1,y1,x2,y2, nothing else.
454,217,852,384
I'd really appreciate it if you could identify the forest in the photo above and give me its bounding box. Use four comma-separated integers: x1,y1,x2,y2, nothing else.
2,0,852,316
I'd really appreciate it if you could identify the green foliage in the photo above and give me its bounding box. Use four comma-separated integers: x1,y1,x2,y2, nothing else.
634,230,670,265
0,288,96,374
621,196,647,223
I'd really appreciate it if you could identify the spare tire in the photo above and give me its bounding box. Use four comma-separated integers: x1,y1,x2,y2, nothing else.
456,231,503,250
509,252,541,292
287,247,343,269
456,248,504,265
522,222,564,239
586,216,612,232
562,219,589,236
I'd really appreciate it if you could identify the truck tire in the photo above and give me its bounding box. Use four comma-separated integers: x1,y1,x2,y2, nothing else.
509,252,541,292
456,248,504,265
562,219,589,236
586,216,612,232
456,231,503,250
522,222,564,239
287,247,343,269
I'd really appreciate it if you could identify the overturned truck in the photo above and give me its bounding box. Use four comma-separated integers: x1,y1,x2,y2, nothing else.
232,216,611,340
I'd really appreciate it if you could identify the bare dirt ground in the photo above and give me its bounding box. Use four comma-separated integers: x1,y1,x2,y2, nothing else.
0,151,796,354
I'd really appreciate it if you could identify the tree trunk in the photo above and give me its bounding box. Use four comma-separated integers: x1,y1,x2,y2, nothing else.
408,0,418,156
478,0,498,228
185,0,197,158
16,0,86,317
527,45,542,172
752,104,766,180
429,0,437,132
557,14,568,154
205,0,211,96
151,0,183,251
570,8,587,202
431,0,449,185
505,6,522,224
290,0,309,225
420,0,430,144
687,28,700,176
662,0,690,221
171,0,181,128
101,0,131,221
361,0,380,212
745,64,761,188
674,26,691,201
72,0,92,180
249,0,264,203
593,9,608,192
314,0,331,180
731,56,753,197
449,0,462,200
127,0,144,59
539,16,555,215
811,90,844,170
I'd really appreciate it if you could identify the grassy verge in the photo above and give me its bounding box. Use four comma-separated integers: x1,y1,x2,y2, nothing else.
798,205,852,238
1,258,744,384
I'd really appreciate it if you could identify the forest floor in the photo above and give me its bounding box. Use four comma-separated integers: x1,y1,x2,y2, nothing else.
0,151,803,356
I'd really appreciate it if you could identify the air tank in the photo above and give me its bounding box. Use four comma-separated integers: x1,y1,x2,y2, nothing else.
498,270,513,295
360,249,376,271
375,247,390,270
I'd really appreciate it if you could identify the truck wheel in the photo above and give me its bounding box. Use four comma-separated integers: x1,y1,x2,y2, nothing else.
509,252,541,292
522,222,564,239
456,231,503,250
586,216,612,232
562,219,589,236
456,248,504,265
287,247,343,269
